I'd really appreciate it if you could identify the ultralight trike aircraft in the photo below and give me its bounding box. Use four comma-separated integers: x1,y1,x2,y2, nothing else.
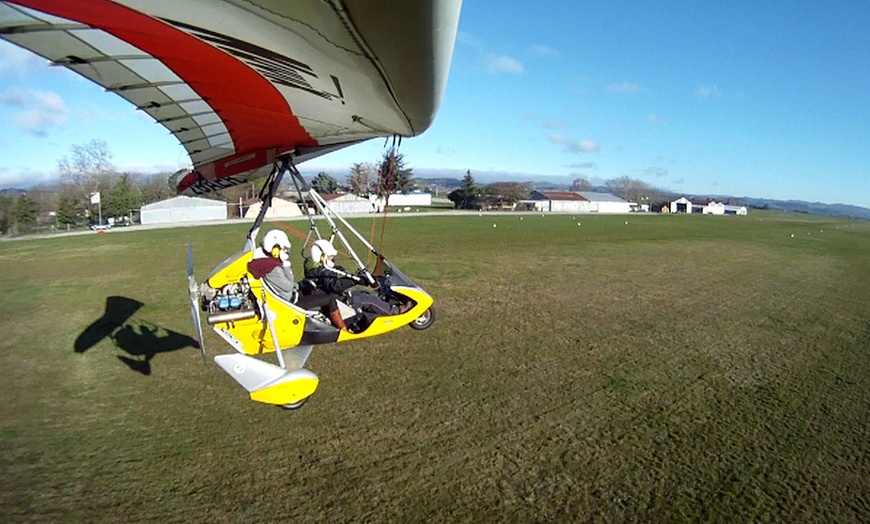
188,155,435,409
1,0,462,408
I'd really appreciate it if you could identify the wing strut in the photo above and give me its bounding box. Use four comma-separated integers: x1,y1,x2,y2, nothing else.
245,152,392,288
245,154,293,252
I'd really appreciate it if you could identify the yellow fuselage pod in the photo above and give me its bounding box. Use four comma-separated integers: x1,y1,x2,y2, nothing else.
207,252,434,353
333,286,434,342
207,251,308,355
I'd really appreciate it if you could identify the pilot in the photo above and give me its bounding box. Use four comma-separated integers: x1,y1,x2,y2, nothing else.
304,239,409,319
247,229,348,332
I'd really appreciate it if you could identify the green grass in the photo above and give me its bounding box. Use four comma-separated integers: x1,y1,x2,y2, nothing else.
1,211,868,522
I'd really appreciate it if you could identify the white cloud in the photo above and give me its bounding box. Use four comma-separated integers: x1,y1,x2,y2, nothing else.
528,44,558,58
0,168,56,188
696,84,722,100
484,53,525,74
456,31,483,47
523,113,569,130
564,162,599,169
647,113,667,126
0,88,69,136
643,166,669,178
548,133,600,153
607,81,645,94
0,41,45,77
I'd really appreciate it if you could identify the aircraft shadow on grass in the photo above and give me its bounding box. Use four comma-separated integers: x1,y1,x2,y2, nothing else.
74,295,199,376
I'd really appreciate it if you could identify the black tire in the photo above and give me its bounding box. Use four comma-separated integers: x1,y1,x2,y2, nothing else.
409,307,435,330
280,398,309,410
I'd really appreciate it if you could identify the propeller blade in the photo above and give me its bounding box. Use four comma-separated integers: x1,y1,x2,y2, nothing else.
187,242,206,364
190,300,206,365
187,242,194,280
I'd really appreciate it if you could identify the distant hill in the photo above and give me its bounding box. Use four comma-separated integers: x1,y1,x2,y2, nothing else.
415,178,869,220
733,197,870,220
417,177,462,190
417,178,576,192
0,188,26,197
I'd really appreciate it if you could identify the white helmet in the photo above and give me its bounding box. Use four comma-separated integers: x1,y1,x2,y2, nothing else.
310,239,338,268
262,229,291,262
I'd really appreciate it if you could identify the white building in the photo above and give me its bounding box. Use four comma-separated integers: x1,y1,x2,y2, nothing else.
140,196,226,225
384,192,432,207
724,205,748,215
702,201,726,215
243,197,303,219
320,193,372,214
529,191,594,213
529,191,632,213
670,197,694,214
575,192,634,213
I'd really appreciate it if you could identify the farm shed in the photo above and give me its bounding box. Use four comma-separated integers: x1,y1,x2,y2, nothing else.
702,201,726,215
140,196,227,225
575,192,634,213
670,197,694,214
243,197,303,219
529,191,594,213
319,193,372,214
724,205,748,215
386,192,432,207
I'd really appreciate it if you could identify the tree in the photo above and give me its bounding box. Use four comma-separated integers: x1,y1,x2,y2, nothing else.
448,170,481,209
138,173,175,204
347,162,376,195
604,176,656,204
572,177,593,191
12,193,38,235
56,192,81,226
0,194,12,234
311,172,339,193
460,170,479,197
376,150,414,195
483,181,531,203
106,174,142,218
58,139,117,218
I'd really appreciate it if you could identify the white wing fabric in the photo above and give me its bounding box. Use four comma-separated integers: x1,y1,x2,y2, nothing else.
0,0,462,194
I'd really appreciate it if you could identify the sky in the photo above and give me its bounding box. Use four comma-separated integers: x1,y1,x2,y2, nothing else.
1,1,869,208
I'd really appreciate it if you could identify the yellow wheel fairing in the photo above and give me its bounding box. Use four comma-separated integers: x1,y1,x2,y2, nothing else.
250,375,319,406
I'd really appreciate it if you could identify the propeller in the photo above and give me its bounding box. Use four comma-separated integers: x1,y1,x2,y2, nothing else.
188,242,206,364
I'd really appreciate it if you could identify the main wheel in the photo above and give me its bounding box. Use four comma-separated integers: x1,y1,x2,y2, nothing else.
280,398,309,410
409,307,435,330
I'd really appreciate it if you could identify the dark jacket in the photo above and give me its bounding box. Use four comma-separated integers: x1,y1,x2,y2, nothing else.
303,258,357,295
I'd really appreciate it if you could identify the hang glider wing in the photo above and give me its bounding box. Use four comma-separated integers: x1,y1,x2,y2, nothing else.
0,0,462,195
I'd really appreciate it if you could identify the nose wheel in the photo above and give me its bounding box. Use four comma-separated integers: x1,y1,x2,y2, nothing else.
409,307,435,330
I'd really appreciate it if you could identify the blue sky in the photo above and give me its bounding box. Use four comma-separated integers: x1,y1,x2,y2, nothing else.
1,1,869,208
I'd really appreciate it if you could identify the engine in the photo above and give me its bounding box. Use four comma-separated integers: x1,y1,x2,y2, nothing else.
201,278,258,325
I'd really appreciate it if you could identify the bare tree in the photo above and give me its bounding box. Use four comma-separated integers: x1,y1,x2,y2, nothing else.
138,173,176,204
347,162,377,196
604,176,656,204
484,181,532,202
571,177,593,191
57,139,117,204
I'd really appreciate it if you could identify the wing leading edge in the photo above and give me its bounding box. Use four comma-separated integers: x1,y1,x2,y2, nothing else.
0,0,462,195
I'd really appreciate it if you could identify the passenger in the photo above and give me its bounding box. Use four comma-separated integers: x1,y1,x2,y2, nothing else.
304,239,409,320
247,230,348,332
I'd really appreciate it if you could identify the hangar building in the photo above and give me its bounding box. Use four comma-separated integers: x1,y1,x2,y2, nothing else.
140,196,227,225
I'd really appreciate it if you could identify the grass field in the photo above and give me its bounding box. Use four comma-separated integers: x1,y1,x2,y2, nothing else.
1,211,868,522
